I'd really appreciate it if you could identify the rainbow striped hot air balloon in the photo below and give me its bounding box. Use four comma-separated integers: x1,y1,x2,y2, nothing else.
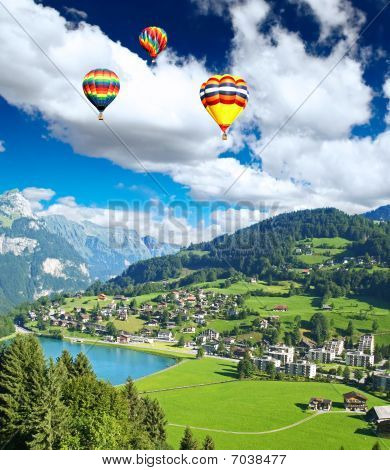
139,26,168,62
82,69,120,120
200,74,249,140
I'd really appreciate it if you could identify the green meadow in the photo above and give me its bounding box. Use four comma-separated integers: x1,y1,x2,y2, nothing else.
137,358,389,450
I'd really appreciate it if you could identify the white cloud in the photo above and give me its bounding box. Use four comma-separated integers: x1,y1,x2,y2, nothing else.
0,0,389,221
292,0,365,43
22,186,56,210
0,140,5,152
384,78,390,125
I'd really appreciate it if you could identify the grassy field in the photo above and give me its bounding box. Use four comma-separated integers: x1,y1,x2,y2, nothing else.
137,358,389,450
111,315,144,333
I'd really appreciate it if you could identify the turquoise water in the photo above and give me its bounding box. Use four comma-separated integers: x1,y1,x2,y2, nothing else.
38,337,176,385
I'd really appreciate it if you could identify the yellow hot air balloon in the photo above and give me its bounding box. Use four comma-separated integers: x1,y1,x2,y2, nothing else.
200,74,249,140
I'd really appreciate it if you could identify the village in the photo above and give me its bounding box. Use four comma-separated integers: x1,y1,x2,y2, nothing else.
25,286,390,392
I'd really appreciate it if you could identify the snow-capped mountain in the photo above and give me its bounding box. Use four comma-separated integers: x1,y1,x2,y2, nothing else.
0,189,179,312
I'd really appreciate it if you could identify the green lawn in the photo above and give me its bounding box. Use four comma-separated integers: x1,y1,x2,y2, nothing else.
297,254,330,265
137,358,389,450
311,237,351,248
137,358,236,391
111,315,145,333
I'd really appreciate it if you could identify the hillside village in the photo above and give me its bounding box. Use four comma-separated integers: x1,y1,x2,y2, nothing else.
22,276,390,393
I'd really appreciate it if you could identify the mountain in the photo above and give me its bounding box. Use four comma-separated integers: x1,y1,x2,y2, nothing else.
0,190,179,313
363,205,390,221
103,208,390,290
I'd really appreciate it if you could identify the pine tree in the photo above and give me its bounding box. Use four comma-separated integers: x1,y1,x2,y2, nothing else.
180,426,198,450
203,435,215,450
141,396,167,448
372,441,381,450
57,350,74,376
28,360,69,449
124,378,143,422
0,335,46,449
73,352,95,377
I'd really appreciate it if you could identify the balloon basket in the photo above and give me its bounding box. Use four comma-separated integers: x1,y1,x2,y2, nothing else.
98,112,104,121
222,132,228,141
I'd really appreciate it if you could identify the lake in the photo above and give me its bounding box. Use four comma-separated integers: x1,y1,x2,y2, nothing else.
38,337,176,385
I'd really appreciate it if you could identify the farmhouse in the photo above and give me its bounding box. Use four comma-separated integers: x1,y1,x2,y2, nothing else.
367,405,390,423
343,391,368,412
345,350,374,367
117,333,132,344
322,304,333,311
198,329,220,342
308,397,332,411
272,304,288,312
98,293,107,300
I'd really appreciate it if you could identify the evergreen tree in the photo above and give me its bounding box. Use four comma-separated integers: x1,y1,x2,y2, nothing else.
141,396,167,448
73,352,95,378
346,320,355,337
343,366,351,382
196,347,205,359
180,426,198,450
202,435,215,450
0,335,46,449
372,441,381,450
28,360,68,449
57,350,74,376
237,358,255,379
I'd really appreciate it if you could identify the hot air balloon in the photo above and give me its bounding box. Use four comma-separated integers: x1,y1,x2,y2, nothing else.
82,69,120,120
200,74,249,140
139,26,168,62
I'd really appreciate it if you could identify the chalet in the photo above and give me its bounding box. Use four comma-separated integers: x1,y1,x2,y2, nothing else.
118,333,132,344
343,391,368,412
28,311,37,320
308,397,332,411
223,336,236,345
203,342,219,355
367,406,390,437
157,330,174,341
250,277,257,283
80,313,90,323
267,315,280,322
273,305,288,312
117,308,128,321
301,269,311,275
98,293,107,301
114,295,126,301
259,319,269,329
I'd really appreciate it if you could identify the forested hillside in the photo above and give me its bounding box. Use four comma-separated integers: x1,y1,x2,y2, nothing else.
99,209,389,300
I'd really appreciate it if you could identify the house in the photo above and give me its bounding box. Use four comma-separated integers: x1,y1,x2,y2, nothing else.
301,269,311,275
223,336,236,345
114,295,126,301
28,311,37,320
255,356,281,371
345,350,374,367
203,342,219,355
117,333,132,344
322,304,333,311
358,334,375,354
343,391,368,412
250,277,257,283
308,397,332,411
259,319,269,329
372,373,390,391
157,330,174,341
117,308,128,321
80,313,90,323
307,348,335,363
98,293,107,301
367,406,390,437
273,305,288,312
285,360,316,378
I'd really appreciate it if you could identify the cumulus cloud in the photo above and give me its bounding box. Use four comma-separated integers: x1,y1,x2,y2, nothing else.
0,140,5,152
22,186,56,210
292,0,365,43
0,0,389,222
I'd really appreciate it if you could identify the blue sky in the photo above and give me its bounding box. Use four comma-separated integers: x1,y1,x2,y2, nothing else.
0,0,389,243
